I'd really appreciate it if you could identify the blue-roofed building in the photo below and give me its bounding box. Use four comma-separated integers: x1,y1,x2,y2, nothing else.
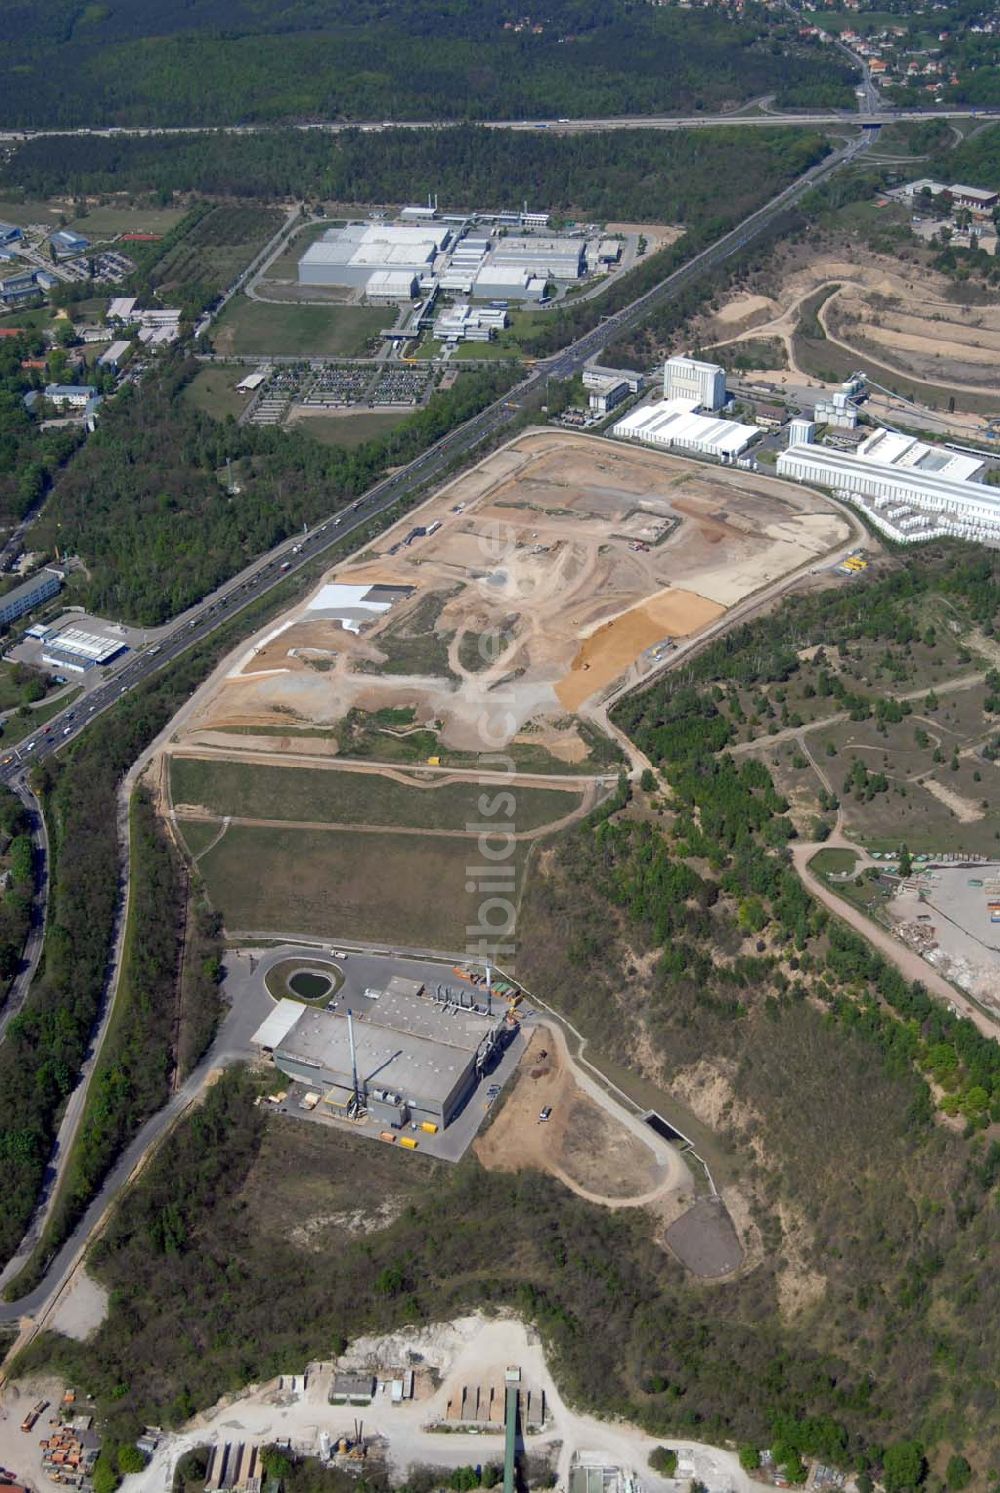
0,269,42,306
50,229,90,259
0,223,22,247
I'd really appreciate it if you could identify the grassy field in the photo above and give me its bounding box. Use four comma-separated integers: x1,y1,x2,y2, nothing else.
170,756,582,832
67,204,188,239
0,304,59,334
0,663,60,714
810,846,860,876
182,365,254,423
292,411,409,448
0,198,62,226
212,299,387,358
151,204,285,315
176,820,223,860
196,822,530,949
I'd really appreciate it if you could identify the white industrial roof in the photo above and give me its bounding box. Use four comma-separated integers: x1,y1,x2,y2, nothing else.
474,264,530,286
858,429,984,482
107,296,137,320
493,236,583,256
779,443,1000,513
43,627,123,662
614,398,758,456
365,269,419,293
665,354,725,377
252,998,305,1050
97,339,131,367
236,371,267,392
951,183,998,202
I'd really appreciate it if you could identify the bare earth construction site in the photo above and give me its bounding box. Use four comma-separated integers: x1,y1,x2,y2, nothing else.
178,430,852,756
160,431,852,950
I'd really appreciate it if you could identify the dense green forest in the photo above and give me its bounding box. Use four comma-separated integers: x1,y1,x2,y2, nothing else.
0,327,84,528
3,125,832,227
25,791,186,1287
0,672,214,1276
33,354,518,626
0,786,35,998
0,0,854,127
928,121,1000,190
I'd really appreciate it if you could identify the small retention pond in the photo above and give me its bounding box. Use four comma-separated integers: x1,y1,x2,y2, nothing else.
289,969,334,1000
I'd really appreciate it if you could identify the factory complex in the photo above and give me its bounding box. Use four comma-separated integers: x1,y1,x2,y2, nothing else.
298,207,604,309
613,397,760,459
778,428,1000,544
253,975,509,1131
610,355,760,459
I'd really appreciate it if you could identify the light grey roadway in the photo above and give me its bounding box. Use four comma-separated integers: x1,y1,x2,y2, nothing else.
0,105,993,142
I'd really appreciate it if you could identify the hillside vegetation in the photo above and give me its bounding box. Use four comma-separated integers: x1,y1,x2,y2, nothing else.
4,126,831,228
17,545,1000,1486
33,354,518,626
0,0,853,128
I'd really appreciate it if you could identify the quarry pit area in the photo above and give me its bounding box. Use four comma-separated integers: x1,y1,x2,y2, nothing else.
178,430,850,758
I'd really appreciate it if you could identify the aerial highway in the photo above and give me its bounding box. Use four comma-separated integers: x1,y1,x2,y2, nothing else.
0,130,871,1327
0,104,995,145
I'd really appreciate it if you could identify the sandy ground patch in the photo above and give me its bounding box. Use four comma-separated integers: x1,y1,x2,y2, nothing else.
701,245,1000,418
920,776,984,823
475,1028,664,1201
713,292,779,327
556,588,722,709
178,431,849,752
47,1269,109,1341
604,222,684,254
68,1315,753,1493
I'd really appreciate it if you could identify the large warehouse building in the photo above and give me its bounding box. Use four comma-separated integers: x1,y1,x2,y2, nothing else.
663,356,727,412
298,223,452,290
489,235,585,281
613,397,759,459
253,979,507,1128
777,436,1000,544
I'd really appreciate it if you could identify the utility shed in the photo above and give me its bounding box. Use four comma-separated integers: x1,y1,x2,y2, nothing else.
251,998,303,1052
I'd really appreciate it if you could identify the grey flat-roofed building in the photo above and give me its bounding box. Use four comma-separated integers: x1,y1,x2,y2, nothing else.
259,990,505,1127
41,625,127,672
0,566,62,627
490,235,585,279
299,223,450,288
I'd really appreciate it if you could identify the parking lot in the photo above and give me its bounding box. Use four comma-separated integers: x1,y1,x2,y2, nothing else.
241,361,437,426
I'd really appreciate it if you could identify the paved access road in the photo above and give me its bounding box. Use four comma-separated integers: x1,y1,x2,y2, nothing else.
0,104,993,142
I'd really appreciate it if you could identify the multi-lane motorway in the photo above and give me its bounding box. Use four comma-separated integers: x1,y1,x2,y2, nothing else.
0,105,994,143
